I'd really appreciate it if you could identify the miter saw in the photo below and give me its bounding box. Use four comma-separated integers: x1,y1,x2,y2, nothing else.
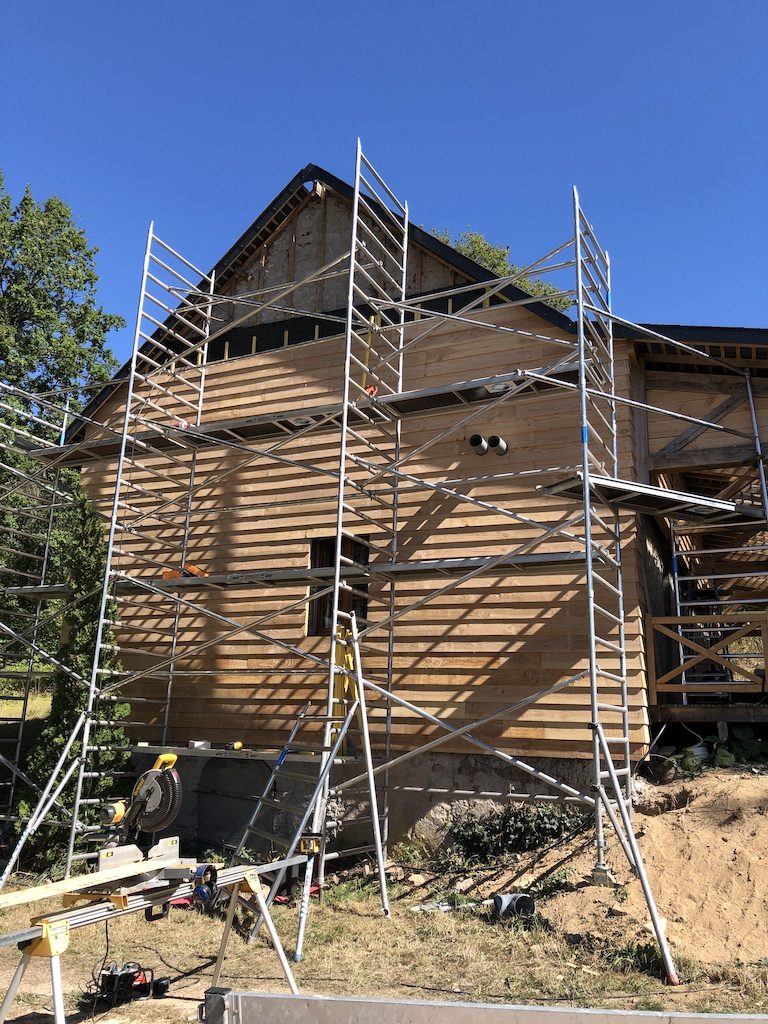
100,752,183,843
92,753,220,907
91,755,217,907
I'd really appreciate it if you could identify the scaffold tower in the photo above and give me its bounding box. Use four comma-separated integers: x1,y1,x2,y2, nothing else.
3,138,768,983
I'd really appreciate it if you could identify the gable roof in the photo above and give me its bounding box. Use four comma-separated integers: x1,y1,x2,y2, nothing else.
72,164,575,434
216,163,575,330
72,165,768,435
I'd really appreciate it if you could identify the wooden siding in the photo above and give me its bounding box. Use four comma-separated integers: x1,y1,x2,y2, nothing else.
81,297,651,762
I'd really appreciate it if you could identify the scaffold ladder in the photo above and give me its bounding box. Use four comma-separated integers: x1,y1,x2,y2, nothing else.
0,401,70,829
62,227,215,874
573,189,678,984
574,189,632,859
320,140,409,894
224,613,389,962
666,368,768,694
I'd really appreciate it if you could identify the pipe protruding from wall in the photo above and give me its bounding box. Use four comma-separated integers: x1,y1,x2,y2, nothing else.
468,434,488,456
488,435,508,456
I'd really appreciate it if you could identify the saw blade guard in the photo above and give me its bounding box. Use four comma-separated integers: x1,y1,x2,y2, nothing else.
127,754,183,834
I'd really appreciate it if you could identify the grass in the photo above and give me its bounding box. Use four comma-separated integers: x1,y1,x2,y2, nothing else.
0,692,51,721
0,875,765,1022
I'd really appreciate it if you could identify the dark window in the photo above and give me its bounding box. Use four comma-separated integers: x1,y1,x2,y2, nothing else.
307,536,369,636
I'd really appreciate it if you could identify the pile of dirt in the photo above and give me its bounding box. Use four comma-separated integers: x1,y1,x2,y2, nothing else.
474,770,768,965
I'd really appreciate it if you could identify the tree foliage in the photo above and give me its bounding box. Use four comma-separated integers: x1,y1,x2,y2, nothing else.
0,171,121,402
0,173,127,868
0,174,123,652
431,228,571,312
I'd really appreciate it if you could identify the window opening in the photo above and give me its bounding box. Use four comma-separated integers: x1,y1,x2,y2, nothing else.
307,536,369,636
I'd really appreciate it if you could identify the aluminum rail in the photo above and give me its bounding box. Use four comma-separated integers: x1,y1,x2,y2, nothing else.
3,551,590,602
201,990,767,1024
23,364,581,469
334,670,589,795
0,855,309,951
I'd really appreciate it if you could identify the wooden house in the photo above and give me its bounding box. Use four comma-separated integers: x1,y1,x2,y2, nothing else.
57,163,768,792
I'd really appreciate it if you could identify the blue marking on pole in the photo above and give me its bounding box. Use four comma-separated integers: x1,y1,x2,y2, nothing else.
672,555,678,574
582,426,588,444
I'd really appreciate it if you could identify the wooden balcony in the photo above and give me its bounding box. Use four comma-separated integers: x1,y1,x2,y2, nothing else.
646,612,768,705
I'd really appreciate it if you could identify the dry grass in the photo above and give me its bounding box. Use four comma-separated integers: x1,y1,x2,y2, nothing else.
0,876,766,1022
0,693,51,721
1,771,766,1020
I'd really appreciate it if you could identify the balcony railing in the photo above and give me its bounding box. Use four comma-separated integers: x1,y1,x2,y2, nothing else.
646,613,768,702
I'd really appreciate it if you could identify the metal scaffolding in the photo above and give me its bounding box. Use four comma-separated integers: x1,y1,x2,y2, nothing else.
0,383,73,827
1,138,766,983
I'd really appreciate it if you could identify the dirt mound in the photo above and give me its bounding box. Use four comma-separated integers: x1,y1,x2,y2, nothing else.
475,770,768,966
633,782,697,816
630,771,768,963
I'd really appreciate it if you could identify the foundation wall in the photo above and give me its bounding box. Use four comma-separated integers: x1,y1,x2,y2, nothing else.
132,748,596,857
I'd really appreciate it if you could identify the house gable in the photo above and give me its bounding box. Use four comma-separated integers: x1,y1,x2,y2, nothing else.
71,165,574,436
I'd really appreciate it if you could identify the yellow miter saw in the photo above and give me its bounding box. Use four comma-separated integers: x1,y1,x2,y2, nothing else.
100,753,183,842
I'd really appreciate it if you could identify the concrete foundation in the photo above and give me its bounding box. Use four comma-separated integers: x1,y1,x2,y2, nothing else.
133,748,594,857
385,753,595,842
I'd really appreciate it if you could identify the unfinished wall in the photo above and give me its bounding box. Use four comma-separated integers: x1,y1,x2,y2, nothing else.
211,184,473,342
81,297,651,763
645,369,768,476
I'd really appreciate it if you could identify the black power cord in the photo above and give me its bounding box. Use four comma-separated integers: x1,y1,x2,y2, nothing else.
79,919,110,1020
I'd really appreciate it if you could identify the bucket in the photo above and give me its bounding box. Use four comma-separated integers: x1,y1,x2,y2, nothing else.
685,742,710,762
493,892,535,919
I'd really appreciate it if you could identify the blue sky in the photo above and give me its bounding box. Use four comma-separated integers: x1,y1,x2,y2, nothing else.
2,1,766,363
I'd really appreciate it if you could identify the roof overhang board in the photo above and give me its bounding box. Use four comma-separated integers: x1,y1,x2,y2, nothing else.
541,472,765,525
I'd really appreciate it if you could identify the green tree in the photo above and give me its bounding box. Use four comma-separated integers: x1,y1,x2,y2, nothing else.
432,228,571,312
0,172,121,401
0,174,126,868
0,173,122,648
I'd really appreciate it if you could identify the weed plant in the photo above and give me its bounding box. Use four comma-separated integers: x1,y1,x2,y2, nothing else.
437,803,588,869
